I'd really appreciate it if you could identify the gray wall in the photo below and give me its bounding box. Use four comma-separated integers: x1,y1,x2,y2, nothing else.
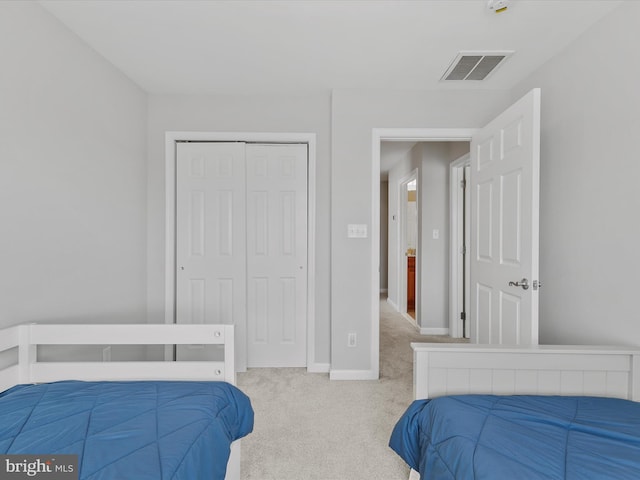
146,93,332,366
511,1,640,347
0,2,147,329
418,143,452,333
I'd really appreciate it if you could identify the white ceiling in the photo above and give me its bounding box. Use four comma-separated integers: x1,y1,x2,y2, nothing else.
39,0,621,95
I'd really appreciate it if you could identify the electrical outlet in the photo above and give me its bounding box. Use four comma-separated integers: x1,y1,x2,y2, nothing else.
347,333,357,347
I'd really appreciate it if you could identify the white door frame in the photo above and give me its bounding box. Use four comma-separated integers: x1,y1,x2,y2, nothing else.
372,129,476,378
449,154,470,338
165,131,318,372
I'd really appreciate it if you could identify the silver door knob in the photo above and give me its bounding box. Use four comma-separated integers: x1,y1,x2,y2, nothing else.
508,278,529,290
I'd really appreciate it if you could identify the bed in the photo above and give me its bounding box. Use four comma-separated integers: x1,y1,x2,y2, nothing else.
0,323,254,480
390,343,640,480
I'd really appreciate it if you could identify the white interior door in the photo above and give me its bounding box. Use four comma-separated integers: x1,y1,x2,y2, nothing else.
246,144,308,367
470,88,541,345
176,142,247,369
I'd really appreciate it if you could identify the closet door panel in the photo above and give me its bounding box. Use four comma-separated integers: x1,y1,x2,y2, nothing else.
246,144,308,367
176,142,247,368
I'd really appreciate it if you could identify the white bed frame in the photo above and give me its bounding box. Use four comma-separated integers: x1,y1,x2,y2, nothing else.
407,343,640,480
412,343,640,401
0,323,242,480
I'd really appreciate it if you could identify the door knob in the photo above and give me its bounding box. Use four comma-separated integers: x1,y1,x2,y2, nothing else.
508,278,529,290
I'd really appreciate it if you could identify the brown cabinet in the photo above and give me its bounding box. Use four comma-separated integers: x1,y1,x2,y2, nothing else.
407,256,415,311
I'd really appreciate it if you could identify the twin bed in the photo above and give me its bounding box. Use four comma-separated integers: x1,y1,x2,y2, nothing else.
0,323,253,480
4,323,640,479
390,343,640,479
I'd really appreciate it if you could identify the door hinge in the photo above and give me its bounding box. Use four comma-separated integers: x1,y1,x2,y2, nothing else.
460,244,466,255
460,179,467,189
460,312,466,320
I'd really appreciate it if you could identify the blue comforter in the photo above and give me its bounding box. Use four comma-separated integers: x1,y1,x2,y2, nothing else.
390,395,640,480
0,380,254,480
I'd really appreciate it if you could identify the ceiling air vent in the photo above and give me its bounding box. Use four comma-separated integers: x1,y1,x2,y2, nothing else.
442,51,513,81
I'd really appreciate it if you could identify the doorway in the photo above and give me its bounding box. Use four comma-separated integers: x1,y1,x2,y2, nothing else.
404,177,418,320
371,129,476,379
399,172,418,322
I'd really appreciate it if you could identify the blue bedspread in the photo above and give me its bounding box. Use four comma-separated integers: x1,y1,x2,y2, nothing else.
390,395,640,480
0,380,254,480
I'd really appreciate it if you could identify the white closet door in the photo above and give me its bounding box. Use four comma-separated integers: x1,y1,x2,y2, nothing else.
246,144,308,367
176,142,247,369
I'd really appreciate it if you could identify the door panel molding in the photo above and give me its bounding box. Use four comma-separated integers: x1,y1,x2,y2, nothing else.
165,132,317,372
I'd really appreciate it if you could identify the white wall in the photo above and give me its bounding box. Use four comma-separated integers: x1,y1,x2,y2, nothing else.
146,93,332,366
511,1,640,347
331,89,511,375
0,2,147,329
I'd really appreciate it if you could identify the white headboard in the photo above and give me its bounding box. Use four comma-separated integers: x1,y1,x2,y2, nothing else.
412,343,640,402
0,323,236,392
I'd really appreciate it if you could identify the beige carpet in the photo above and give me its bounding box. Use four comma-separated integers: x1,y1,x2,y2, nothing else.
237,297,468,480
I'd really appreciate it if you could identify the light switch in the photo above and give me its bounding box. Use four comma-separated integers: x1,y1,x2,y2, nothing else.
348,224,368,238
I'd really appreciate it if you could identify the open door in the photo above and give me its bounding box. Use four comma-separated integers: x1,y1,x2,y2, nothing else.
470,89,541,345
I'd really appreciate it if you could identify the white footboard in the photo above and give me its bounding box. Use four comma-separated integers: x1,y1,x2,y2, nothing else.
412,343,640,401
0,323,236,389
0,323,242,480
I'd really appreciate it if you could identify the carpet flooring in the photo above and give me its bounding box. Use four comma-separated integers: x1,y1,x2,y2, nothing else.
236,297,468,480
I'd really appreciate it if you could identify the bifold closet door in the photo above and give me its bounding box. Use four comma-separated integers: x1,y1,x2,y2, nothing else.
175,142,247,368
176,142,308,369
246,144,308,367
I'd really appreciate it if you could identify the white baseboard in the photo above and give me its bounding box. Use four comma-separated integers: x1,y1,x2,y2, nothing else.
402,312,417,325
420,327,449,336
329,369,378,381
307,362,330,373
386,297,399,311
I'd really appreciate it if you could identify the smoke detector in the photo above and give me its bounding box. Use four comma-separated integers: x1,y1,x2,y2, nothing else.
488,0,510,13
